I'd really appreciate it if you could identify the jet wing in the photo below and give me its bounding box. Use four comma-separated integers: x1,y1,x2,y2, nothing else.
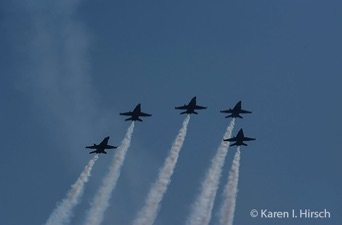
220,109,233,113
194,105,207,110
240,109,252,114
243,137,256,141
139,112,152,117
105,145,117,149
86,145,97,149
120,112,133,116
175,105,188,110
224,137,237,142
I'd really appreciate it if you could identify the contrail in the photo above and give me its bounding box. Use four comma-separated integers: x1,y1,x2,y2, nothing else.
84,122,135,225
132,115,190,225
186,119,235,225
45,154,99,225
219,147,241,225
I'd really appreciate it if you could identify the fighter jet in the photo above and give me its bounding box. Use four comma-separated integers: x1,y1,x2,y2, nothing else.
175,96,207,114
224,129,255,146
220,101,252,118
86,136,117,154
120,104,152,122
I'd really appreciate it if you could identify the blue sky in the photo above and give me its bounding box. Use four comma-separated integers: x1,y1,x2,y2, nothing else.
1,1,341,225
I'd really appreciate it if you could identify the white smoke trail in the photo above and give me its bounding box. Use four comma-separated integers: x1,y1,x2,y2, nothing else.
219,147,241,225
186,119,235,225
84,122,135,225
45,154,99,225
132,115,190,225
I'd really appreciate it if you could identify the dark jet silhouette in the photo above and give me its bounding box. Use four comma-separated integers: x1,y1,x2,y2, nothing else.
224,129,255,146
220,101,252,118
86,136,117,154
175,96,207,114
120,104,152,122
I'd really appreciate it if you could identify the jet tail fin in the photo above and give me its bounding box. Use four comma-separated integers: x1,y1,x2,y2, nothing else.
225,114,233,118
89,150,97,154
125,117,132,121
180,111,187,115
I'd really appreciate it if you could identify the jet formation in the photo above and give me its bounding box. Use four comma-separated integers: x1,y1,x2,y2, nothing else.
85,97,255,153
